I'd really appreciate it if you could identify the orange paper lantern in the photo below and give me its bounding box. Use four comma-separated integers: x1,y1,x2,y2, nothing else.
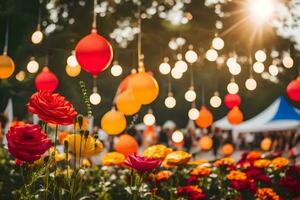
222,143,234,156
66,64,81,77
115,89,141,116
0,55,15,79
114,134,139,156
198,136,213,151
101,109,127,135
127,71,159,105
261,137,272,151
195,106,213,129
227,106,243,125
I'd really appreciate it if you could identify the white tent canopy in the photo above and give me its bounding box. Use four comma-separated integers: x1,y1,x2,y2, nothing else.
213,96,300,140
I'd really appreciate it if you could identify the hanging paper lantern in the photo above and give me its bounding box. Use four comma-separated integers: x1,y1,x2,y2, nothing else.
35,67,59,91
227,106,243,125
114,134,138,156
198,136,213,151
115,89,141,116
65,64,81,77
127,71,159,105
195,106,213,129
261,137,272,151
287,77,300,102
224,94,241,109
75,29,113,77
101,109,126,135
222,144,234,156
0,55,15,79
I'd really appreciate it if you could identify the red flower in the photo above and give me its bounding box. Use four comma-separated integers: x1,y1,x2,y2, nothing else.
27,91,77,125
6,124,52,162
279,176,300,195
246,167,271,185
230,179,256,193
177,186,206,200
124,154,161,172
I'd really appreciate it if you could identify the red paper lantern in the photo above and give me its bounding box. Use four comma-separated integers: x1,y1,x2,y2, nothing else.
35,67,58,91
195,106,213,129
227,106,243,125
224,94,241,109
75,29,113,77
287,77,300,102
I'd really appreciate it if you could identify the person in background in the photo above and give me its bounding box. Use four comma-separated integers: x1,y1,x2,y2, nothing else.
212,128,221,158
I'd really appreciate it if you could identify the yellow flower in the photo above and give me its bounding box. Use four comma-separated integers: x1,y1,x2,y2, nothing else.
163,151,191,167
254,159,271,168
227,170,247,181
190,167,211,177
188,159,208,166
82,158,92,168
155,170,172,182
271,157,289,170
143,145,172,160
255,188,280,200
102,152,125,166
55,153,71,162
214,157,235,167
66,134,103,157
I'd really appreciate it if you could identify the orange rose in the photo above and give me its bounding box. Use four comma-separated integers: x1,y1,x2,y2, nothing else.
255,188,280,200
227,170,247,181
155,170,172,182
271,157,289,170
254,159,271,168
190,167,211,177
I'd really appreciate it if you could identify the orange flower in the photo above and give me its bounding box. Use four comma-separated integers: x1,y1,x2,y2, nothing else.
143,145,172,160
271,157,289,170
190,167,211,177
188,159,208,166
155,170,172,182
255,188,280,200
162,151,191,168
227,170,247,181
254,159,271,168
102,152,125,166
247,151,261,160
188,185,203,193
214,157,235,167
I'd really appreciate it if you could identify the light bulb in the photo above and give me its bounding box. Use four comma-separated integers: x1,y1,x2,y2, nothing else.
255,50,267,62
175,60,188,73
143,113,156,126
226,57,237,68
67,55,78,67
159,62,171,75
184,89,196,102
111,64,123,77
229,63,241,75
188,108,200,120
268,65,278,76
248,0,274,22
227,82,239,94
27,58,39,73
206,49,218,62
210,95,222,108
165,96,176,108
245,78,257,91
16,71,25,82
171,67,183,79
282,56,293,68
171,130,184,143
185,49,198,63
89,92,101,105
253,62,265,73
212,37,224,50
31,30,43,44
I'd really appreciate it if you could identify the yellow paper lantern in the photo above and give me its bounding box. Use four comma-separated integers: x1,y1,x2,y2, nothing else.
116,89,141,116
66,64,81,77
198,136,213,151
222,144,234,156
101,109,127,135
127,71,159,105
261,137,272,151
0,55,15,79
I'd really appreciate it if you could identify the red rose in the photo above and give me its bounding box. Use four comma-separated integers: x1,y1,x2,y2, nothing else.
279,176,300,195
230,180,256,193
27,91,77,125
246,167,271,185
6,124,53,162
124,154,161,172
177,186,206,200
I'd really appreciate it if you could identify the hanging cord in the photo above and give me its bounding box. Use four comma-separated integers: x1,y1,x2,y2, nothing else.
37,1,42,30
189,65,194,87
249,53,253,78
3,17,9,55
137,4,143,71
201,85,205,106
92,0,97,30
168,74,172,95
